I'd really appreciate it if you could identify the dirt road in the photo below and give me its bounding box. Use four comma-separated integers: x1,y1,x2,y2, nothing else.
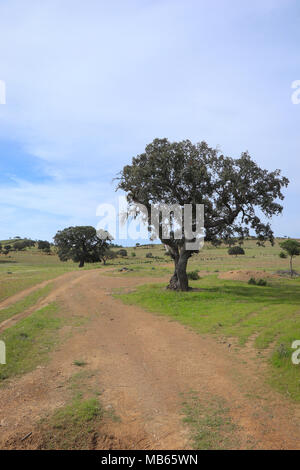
0,269,300,449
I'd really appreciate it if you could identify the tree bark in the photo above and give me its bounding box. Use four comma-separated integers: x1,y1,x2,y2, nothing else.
290,256,293,277
79,259,85,268
167,251,190,291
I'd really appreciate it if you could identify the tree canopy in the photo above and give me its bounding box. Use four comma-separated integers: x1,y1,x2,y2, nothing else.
54,226,110,267
117,138,289,291
280,239,300,276
38,240,51,253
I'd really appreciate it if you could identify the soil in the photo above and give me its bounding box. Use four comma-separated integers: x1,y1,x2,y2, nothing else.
218,270,278,282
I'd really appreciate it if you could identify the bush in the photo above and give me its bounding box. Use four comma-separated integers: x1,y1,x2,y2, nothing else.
14,241,27,251
117,249,127,257
131,252,136,257
228,246,245,255
279,251,287,259
187,270,200,280
248,277,267,286
38,240,51,252
146,252,153,258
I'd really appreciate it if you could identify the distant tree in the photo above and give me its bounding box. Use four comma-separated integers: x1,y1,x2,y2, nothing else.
228,246,245,256
23,239,35,248
117,249,127,257
279,239,300,276
0,243,2,252
37,240,51,253
101,248,117,265
54,226,110,267
14,241,26,251
3,244,11,255
14,239,35,250
117,138,289,290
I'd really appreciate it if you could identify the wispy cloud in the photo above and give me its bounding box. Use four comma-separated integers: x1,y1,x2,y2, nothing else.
0,0,299,239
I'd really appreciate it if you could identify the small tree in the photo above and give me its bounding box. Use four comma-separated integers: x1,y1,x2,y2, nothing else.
228,246,245,256
3,244,11,255
38,240,51,253
101,248,117,265
117,138,288,291
54,226,109,267
14,241,26,251
117,249,127,257
279,240,300,276
23,239,35,248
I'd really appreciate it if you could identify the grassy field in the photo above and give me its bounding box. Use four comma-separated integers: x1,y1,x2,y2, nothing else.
1,237,300,401
0,303,62,381
1,237,299,300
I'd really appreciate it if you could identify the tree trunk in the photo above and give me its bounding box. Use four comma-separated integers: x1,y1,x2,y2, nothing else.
290,256,293,277
167,252,190,291
79,259,85,268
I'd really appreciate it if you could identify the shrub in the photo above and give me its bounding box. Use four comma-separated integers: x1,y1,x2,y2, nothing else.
14,241,27,251
117,249,127,257
228,246,245,255
131,252,136,257
257,278,267,286
279,251,287,259
38,240,51,253
187,271,200,280
248,277,267,286
146,252,153,258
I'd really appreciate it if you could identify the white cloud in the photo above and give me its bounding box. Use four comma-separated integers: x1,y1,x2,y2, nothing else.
0,0,299,239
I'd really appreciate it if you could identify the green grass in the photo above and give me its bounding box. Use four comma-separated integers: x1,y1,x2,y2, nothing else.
0,282,54,323
40,397,103,450
39,369,119,449
119,275,300,400
1,238,298,304
0,302,63,382
0,250,75,302
182,391,237,449
73,359,87,367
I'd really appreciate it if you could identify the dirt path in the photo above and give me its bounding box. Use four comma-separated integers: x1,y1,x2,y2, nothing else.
0,269,300,449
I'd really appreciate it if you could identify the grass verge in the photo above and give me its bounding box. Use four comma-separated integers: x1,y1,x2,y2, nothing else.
0,283,54,324
0,302,62,382
40,397,104,450
39,370,119,449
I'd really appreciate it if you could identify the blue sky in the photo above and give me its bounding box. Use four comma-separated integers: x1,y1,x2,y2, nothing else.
0,0,299,243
